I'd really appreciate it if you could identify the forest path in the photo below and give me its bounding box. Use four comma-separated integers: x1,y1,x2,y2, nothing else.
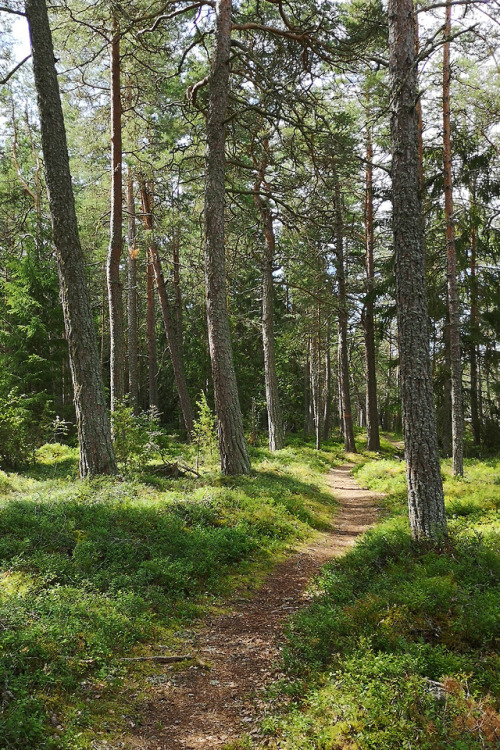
127,463,381,750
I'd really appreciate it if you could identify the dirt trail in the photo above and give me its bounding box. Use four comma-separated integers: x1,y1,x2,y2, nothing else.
126,464,381,750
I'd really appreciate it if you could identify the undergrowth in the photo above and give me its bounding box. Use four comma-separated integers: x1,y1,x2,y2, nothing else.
0,437,344,749
257,443,500,749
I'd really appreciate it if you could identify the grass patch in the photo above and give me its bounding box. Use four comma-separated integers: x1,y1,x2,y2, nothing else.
0,439,342,749
257,448,500,749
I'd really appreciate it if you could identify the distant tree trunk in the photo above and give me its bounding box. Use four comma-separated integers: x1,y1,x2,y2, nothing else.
26,0,116,477
152,247,194,434
172,228,183,348
311,326,322,451
443,0,464,475
364,127,380,451
126,166,139,412
441,325,453,456
388,0,447,540
470,188,481,445
107,16,125,411
303,344,313,438
146,247,159,411
140,182,193,432
337,342,344,439
323,319,331,441
253,155,285,452
204,0,250,474
414,11,425,191
333,172,356,453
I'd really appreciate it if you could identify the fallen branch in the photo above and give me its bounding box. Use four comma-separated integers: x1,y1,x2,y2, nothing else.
118,654,192,664
151,461,200,478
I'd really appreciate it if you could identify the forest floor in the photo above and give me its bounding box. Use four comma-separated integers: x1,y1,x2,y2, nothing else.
125,464,381,750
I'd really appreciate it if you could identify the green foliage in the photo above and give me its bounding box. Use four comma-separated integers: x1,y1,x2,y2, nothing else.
0,249,66,410
263,452,500,750
111,400,168,469
191,391,218,464
0,390,52,469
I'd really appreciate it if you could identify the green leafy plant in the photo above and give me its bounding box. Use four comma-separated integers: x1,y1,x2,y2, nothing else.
0,390,52,469
111,399,168,469
192,392,218,468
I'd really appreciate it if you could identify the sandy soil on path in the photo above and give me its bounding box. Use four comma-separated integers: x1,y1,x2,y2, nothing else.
124,464,381,750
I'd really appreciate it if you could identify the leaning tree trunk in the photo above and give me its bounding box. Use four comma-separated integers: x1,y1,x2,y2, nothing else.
107,15,125,411
25,0,116,477
254,158,284,451
364,126,381,451
443,0,464,476
126,166,139,412
140,182,194,434
333,172,356,453
204,0,250,475
388,0,447,540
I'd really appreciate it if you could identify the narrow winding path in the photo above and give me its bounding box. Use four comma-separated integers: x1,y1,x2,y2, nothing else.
127,464,381,749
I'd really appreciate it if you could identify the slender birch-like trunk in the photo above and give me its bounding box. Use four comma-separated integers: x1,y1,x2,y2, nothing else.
140,182,194,434
364,127,380,451
443,1,464,475
253,150,284,451
333,172,356,453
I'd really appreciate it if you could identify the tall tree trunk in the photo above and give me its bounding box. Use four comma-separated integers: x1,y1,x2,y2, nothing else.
107,16,125,411
126,166,139,412
253,155,285,451
25,0,116,477
388,0,447,540
323,318,331,441
414,11,425,192
146,246,159,411
311,324,322,451
443,1,464,475
333,172,356,453
364,127,381,451
204,0,250,474
303,343,313,438
140,182,194,434
469,188,481,445
172,228,183,348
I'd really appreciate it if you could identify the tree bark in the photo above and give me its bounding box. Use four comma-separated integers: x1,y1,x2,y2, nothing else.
323,318,331,441
107,15,125,411
253,153,285,452
25,0,116,477
140,182,194,434
333,172,356,453
364,127,381,451
388,0,447,540
443,1,464,475
204,0,250,474
146,246,159,412
172,228,184,349
469,188,480,445
126,166,139,412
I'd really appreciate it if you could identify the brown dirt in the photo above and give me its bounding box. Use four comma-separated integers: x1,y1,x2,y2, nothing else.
122,464,381,750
